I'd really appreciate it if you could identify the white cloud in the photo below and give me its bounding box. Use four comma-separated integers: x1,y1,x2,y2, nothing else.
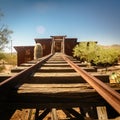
36,26,46,34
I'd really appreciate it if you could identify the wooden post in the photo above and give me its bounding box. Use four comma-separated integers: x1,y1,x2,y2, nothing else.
66,108,84,120
97,106,108,120
37,108,50,120
51,37,55,54
51,108,58,120
63,36,65,54
35,109,39,120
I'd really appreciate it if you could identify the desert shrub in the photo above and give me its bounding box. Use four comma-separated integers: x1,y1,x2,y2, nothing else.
73,42,120,68
0,52,6,60
4,53,17,65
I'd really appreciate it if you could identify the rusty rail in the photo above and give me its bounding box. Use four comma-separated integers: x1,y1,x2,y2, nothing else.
0,54,52,94
62,54,120,114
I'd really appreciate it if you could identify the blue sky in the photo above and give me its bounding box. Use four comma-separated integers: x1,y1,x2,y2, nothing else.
0,0,120,52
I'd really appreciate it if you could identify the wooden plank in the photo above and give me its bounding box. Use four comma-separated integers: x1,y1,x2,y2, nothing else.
31,72,109,83
37,108,50,120
40,66,73,70
97,106,108,120
43,63,70,67
11,66,28,73
17,87,96,94
17,83,120,92
38,66,75,72
51,108,58,120
65,108,84,120
46,61,67,63
33,72,80,77
18,83,92,88
17,83,95,94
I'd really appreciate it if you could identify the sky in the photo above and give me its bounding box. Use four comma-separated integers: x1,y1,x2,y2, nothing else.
0,0,120,52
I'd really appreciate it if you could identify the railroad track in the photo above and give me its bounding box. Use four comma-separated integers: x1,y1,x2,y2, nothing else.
0,53,120,120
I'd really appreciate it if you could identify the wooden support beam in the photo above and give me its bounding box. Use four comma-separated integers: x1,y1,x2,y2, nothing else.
35,109,39,120
51,108,58,120
96,106,108,120
37,108,50,120
62,109,73,118
65,108,84,120
28,109,33,120
79,107,86,117
0,106,16,120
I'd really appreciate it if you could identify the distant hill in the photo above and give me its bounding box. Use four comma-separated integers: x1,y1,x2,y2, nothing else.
111,44,120,48
98,44,120,49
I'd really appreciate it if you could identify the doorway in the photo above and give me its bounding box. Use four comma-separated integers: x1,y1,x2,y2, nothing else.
55,41,61,52
51,36,66,54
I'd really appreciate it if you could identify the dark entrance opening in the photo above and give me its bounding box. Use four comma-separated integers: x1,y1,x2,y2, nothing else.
51,36,66,54
55,41,61,52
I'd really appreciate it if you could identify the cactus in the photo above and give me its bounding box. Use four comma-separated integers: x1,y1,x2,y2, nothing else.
34,43,43,60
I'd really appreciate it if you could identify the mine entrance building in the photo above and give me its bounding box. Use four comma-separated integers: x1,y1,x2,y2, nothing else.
51,36,66,53
14,36,77,66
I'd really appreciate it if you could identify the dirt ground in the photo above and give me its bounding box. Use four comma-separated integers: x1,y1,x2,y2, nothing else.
1,64,15,73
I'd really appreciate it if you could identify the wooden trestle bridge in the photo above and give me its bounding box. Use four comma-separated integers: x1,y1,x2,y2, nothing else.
0,53,120,120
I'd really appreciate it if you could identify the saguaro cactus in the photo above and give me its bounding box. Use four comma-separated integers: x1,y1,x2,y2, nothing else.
34,43,43,60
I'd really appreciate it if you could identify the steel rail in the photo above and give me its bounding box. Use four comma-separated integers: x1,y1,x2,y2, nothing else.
62,54,120,114
0,54,52,94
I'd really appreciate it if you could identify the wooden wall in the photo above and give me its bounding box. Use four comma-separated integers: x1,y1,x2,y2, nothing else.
14,46,34,66
14,37,77,66
65,38,77,56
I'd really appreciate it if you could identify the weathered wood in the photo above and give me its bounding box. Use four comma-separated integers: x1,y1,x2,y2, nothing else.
65,108,84,120
43,63,70,67
28,109,34,120
38,67,97,73
97,106,108,120
30,72,85,84
30,73,109,84
38,66,75,72
17,83,95,94
20,63,34,67
37,108,50,120
62,109,73,118
33,72,80,77
18,83,92,88
46,61,67,64
35,108,39,120
51,108,58,120
11,66,28,73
